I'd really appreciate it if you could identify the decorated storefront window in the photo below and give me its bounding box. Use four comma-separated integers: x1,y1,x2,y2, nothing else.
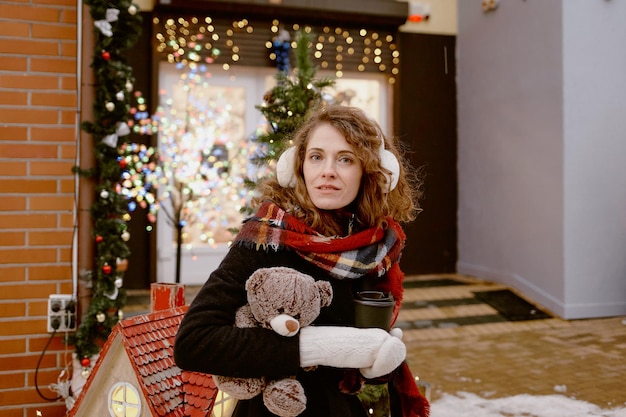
154,61,388,284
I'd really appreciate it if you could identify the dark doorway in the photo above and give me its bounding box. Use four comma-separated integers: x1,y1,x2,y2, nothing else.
122,13,157,289
395,32,458,274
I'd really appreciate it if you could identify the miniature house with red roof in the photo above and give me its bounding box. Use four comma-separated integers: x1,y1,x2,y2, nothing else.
69,284,236,417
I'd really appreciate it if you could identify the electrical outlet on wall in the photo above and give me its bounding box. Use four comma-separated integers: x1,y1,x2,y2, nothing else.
47,294,77,333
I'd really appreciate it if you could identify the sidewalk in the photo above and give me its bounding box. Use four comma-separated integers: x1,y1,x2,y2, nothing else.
399,274,626,409
125,274,626,409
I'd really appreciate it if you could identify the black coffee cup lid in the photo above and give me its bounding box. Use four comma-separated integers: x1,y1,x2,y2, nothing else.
356,291,393,302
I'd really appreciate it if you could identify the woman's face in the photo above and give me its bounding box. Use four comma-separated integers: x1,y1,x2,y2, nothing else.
302,123,363,211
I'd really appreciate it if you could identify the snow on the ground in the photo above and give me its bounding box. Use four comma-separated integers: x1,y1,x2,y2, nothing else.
430,392,626,417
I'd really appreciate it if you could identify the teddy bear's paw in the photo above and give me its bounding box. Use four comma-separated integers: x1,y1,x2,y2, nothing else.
263,378,307,417
212,375,264,400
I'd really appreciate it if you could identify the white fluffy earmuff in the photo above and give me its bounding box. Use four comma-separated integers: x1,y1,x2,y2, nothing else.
276,146,297,188
379,138,400,192
275,139,400,192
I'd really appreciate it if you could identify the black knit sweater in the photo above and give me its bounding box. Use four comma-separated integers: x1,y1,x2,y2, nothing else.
174,243,370,417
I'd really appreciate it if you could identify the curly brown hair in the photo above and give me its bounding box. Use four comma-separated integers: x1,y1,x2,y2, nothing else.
253,104,422,236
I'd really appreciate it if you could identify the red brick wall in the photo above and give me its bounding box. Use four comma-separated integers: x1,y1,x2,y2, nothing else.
0,0,77,414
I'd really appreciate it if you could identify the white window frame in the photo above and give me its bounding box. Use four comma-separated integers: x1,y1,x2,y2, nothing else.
108,381,141,417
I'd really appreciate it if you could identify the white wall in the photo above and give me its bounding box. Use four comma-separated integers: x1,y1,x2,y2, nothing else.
562,0,626,318
457,0,626,319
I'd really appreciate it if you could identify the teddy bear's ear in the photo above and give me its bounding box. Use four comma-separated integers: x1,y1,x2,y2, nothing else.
316,281,333,307
245,268,269,293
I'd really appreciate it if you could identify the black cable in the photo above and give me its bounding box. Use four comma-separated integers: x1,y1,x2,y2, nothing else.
35,328,62,401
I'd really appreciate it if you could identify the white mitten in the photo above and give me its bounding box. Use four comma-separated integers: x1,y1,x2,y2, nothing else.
359,334,405,379
389,327,403,339
299,326,405,378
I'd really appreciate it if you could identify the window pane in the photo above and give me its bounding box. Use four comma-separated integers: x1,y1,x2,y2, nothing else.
111,404,125,417
126,406,140,417
125,386,139,404
111,386,125,402
156,65,254,247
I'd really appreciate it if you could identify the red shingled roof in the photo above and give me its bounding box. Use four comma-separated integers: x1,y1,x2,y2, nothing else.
119,306,219,417
71,305,218,417
182,370,219,417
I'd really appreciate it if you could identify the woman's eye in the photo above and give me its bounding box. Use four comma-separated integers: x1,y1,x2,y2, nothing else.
310,154,322,161
339,156,353,164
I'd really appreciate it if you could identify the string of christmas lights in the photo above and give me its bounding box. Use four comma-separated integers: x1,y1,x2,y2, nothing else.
153,17,400,84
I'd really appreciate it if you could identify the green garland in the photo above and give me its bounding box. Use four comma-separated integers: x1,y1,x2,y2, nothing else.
70,0,142,363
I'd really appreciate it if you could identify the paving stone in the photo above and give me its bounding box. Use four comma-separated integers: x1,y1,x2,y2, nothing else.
401,275,626,408
126,274,626,409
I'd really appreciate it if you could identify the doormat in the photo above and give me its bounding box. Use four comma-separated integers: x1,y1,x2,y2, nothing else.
472,289,552,321
404,277,470,288
402,297,482,310
398,313,507,330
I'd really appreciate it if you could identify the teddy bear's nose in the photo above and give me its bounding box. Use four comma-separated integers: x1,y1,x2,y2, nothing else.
285,319,299,333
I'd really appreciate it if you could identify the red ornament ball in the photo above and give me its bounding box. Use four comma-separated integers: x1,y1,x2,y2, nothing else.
101,51,111,61
95,235,103,243
119,159,127,168
80,357,91,367
102,264,112,275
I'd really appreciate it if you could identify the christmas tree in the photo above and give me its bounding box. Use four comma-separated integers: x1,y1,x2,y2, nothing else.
244,29,335,207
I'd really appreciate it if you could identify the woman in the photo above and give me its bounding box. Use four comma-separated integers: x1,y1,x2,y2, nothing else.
174,105,428,417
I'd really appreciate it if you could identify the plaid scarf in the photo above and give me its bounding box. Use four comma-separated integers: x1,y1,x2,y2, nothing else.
235,201,430,417
235,201,406,281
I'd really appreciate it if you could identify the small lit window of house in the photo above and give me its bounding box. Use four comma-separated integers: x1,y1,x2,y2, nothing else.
109,382,141,417
212,390,237,417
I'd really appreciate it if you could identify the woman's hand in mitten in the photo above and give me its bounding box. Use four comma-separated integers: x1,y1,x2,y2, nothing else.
358,332,405,379
299,326,406,378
